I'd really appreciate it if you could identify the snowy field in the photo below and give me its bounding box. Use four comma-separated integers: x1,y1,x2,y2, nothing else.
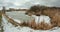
2,11,60,32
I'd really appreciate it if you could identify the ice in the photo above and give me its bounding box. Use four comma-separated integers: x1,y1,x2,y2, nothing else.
6,11,51,24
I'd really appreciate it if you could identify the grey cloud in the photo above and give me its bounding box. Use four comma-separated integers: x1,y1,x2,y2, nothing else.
0,0,60,9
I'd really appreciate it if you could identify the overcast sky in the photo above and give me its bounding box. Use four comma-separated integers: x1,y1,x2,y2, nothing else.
0,0,60,9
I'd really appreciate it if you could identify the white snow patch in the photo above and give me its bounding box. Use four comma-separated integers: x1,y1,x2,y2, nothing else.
32,15,51,24
13,19,21,23
0,28,1,30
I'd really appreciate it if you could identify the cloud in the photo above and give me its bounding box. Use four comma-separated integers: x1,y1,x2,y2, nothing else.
0,0,60,9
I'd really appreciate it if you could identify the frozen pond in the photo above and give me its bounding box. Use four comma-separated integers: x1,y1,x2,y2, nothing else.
6,11,51,24
6,11,34,23
2,11,60,32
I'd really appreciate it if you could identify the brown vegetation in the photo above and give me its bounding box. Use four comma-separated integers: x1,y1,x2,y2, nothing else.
0,11,3,32
43,8,60,27
25,5,60,30
0,11,2,22
18,20,53,30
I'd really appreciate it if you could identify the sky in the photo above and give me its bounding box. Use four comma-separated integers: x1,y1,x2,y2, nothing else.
0,0,60,9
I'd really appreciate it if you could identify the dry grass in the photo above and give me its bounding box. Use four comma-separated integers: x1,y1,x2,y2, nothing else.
0,11,2,23
43,9,60,27
19,20,54,30
0,11,3,32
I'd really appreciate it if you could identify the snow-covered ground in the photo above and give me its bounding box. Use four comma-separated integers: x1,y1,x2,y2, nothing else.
2,15,60,32
2,11,60,32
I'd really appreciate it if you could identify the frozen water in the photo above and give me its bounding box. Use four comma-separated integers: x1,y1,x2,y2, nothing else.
6,11,34,23
6,11,51,24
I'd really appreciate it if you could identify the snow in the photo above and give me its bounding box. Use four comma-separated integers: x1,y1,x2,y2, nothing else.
2,11,60,32
31,15,51,24
0,28,1,30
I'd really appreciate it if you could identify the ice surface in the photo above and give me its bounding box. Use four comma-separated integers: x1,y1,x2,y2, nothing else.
6,11,51,24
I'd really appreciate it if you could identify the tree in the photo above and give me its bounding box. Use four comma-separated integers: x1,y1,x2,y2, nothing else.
30,5,40,12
